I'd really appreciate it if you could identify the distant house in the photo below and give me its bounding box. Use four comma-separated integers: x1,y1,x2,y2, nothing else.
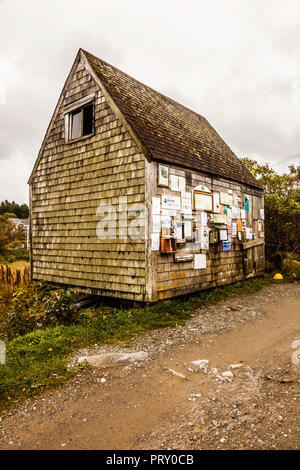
28,49,264,302
10,217,30,248
11,218,23,229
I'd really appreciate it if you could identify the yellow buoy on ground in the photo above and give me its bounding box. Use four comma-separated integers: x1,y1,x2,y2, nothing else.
273,273,283,280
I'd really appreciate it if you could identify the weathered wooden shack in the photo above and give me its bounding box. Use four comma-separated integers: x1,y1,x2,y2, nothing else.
29,49,264,302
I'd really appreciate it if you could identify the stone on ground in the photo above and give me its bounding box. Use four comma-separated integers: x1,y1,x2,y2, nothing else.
77,351,148,367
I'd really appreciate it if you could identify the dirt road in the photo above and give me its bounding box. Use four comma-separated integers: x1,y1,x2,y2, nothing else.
0,282,299,450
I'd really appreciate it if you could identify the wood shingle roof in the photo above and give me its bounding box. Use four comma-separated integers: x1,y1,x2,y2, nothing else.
83,50,262,189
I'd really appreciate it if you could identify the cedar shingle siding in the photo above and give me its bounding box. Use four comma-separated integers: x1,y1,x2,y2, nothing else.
29,49,264,302
30,57,147,301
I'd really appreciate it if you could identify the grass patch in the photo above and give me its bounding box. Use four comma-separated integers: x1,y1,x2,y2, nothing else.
0,275,278,412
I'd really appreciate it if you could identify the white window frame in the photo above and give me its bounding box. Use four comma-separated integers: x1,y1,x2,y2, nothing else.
64,93,95,143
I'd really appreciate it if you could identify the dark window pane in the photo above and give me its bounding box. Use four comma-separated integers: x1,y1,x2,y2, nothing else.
83,105,93,135
70,109,82,139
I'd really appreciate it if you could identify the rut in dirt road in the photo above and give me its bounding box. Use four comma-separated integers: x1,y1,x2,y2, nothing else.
0,282,299,450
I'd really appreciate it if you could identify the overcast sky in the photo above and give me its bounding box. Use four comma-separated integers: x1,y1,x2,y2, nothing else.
0,0,300,204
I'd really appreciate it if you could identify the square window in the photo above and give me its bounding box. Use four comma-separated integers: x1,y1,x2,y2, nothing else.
69,103,93,140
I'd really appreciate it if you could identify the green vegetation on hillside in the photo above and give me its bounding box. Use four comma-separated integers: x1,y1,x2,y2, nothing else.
0,212,29,264
240,159,300,257
0,201,29,219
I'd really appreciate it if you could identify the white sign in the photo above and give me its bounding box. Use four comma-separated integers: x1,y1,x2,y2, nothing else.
194,184,211,193
232,222,237,237
152,215,161,233
233,194,240,206
161,194,181,210
213,214,227,224
200,226,209,250
161,215,171,228
232,206,241,219
170,175,179,191
258,220,262,231
182,192,192,214
200,211,207,226
194,253,207,269
151,233,160,251
152,197,160,215
213,193,220,213
227,208,232,225
176,223,183,240
246,227,253,240
158,164,169,186
178,176,186,193
220,192,231,206
184,219,192,238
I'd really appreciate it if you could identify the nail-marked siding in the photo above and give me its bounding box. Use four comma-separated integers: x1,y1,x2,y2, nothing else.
30,59,147,301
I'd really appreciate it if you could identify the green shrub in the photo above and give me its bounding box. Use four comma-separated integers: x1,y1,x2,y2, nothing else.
2,248,29,263
0,284,80,340
43,290,80,326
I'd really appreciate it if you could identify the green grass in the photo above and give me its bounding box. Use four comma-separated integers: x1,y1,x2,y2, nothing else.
0,275,277,412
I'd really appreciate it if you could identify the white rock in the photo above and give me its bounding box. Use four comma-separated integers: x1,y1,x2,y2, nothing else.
230,363,243,369
77,351,148,367
191,359,209,366
222,370,234,378
216,375,225,381
168,368,187,380
191,360,209,373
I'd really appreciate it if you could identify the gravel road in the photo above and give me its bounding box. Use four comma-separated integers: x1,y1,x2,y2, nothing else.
0,281,299,450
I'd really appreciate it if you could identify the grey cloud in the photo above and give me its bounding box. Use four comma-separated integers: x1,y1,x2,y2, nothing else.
1,0,300,203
